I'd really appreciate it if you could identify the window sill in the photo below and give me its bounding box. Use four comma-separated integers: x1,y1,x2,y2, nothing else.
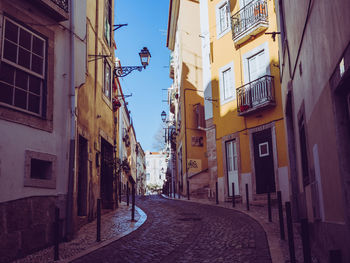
217,27,231,40
0,106,53,132
102,94,113,110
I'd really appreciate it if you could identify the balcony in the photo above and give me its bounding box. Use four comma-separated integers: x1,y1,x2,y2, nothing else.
34,0,69,21
236,75,275,115
231,0,268,46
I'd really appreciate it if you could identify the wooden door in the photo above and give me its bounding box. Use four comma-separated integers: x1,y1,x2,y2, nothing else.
226,140,239,196
253,128,276,194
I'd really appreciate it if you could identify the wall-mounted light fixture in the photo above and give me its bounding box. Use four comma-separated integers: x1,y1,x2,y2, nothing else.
114,47,151,77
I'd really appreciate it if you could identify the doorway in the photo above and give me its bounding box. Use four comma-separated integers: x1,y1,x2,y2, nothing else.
77,135,88,216
253,128,276,194
101,138,114,209
225,140,239,196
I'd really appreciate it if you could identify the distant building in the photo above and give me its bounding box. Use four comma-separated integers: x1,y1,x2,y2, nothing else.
145,151,167,193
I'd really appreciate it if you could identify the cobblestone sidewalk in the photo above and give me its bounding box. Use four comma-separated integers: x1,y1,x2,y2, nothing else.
12,202,147,263
162,194,319,263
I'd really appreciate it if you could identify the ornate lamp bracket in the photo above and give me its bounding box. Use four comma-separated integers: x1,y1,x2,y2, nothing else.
114,66,143,77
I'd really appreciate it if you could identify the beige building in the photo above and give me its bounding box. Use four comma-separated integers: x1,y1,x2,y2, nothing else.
167,0,209,199
276,0,350,261
71,0,117,237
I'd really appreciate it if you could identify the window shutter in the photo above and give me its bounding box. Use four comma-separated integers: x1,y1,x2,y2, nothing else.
226,0,231,28
216,5,221,37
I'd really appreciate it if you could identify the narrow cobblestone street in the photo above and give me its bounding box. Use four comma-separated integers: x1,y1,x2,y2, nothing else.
73,195,271,263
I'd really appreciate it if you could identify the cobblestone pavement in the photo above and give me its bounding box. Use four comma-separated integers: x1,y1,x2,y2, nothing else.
73,195,271,263
166,194,319,263
12,202,143,263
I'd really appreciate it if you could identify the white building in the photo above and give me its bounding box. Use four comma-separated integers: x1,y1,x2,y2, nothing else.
0,0,86,261
145,151,167,193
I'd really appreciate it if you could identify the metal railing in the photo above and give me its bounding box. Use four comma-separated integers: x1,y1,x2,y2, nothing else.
236,75,274,114
50,0,69,12
231,0,268,40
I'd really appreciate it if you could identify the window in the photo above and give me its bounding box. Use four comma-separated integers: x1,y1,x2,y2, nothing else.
104,0,112,46
242,42,270,83
259,142,269,157
216,0,231,38
194,104,205,128
0,17,46,116
103,60,111,100
24,150,57,189
219,62,235,104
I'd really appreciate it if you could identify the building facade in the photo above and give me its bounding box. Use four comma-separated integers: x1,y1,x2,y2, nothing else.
199,0,289,204
276,0,350,261
136,142,146,195
0,0,85,261
71,0,117,238
145,151,167,193
167,0,210,199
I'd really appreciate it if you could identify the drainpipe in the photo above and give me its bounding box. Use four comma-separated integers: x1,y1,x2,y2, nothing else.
66,0,76,240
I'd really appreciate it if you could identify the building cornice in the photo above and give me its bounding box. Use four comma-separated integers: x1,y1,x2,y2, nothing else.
166,0,180,50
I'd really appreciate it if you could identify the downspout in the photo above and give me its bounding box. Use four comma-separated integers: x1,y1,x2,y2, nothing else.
184,88,189,199
66,0,76,240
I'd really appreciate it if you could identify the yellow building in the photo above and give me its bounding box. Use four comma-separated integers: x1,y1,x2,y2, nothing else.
202,0,289,202
73,0,117,234
167,0,210,198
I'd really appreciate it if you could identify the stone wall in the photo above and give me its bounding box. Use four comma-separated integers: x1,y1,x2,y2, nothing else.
0,196,59,262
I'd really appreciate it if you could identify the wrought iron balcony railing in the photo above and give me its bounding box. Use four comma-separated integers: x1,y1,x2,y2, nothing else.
231,0,268,45
236,75,275,115
50,0,69,12
33,0,69,21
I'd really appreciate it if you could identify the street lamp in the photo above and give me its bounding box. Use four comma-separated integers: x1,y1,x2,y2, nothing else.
161,111,167,122
114,47,151,77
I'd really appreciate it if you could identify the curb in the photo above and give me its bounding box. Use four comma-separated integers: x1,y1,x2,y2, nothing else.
161,194,284,263
59,206,147,263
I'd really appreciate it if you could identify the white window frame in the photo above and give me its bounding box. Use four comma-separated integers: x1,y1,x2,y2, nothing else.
0,16,46,116
259,142,269,157
242,42,270,84
216,0,231,39
104,0,112,46
219,61,235,105
24,150,57,189
103,59,112,101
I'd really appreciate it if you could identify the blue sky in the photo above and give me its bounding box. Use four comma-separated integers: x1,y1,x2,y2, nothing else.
114,1,171,152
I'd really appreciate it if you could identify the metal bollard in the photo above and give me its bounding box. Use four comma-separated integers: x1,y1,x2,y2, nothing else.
54,207,59,261
119,182,122,203
246,184,250,211
131,184,135,221
301,218,311,263
286,201,296,263
127,183,130,206
187,180,190,200
216,182,219,204
268,192,272,222
232,182,235,208
277,191,285,240
96,199,101,242
178,182,180,199
329,250,342,263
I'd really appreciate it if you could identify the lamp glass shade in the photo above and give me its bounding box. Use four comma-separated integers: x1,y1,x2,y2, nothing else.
161,110,166,122
139,47,151,69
